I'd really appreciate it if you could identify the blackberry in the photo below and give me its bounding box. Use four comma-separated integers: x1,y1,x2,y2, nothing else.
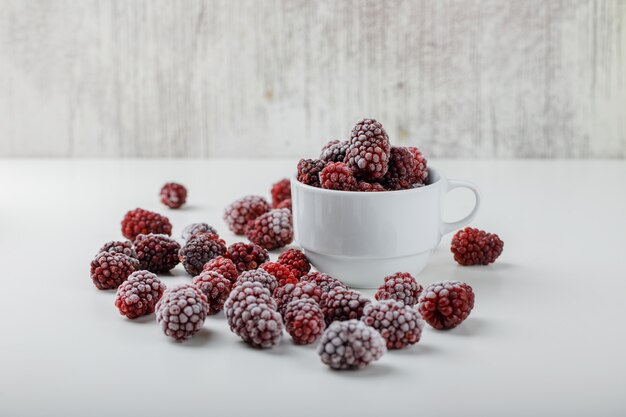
225,242,270,273
202,256,239,283
408,147,428,184
156,284,209,342
418,281,475,330
192,270,232,315
284,299,325,345
357,181,386,192
260,262,298,287
301,271,347,293
179,233,227,276
229,301,283,348
245,209,293,250
451,227,504,266
319,162,358,191
98,240,137,259
383,147,418,190
318,320,386,370
374,272,423,307
277,248,311,278
275,198,292,212
320,287,371,325
235,269,278,293
181,223,217,242
223,195,271,235
134,234,181,273
90,252,136,290
160,182,187,209
121,208,172,241
320,140,350,163
274,281,323,315
362,300,424,350
344,118,391,181
296,158,326,188
224,281,277,331
115,270,166,319
271,178,291,208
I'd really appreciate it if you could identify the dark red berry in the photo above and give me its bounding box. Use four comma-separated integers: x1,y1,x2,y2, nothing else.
192,271,232,315
225,242,270,273
276,198,292,212
284,299,325,345
223,195,271,235
362,300,424,350
277,248,311,278
271,178,291,208
318,320,386,370
245,209,293,250
181,223,217,242
320,140,350,163
90,252,136,290
235,269,278,293
301,271,347,293
384,147,418,190
451,227,504,266
134,234,181,273
156,285,209,342
274,281,323,315
260,262,298,287
320,287,371,325
320,162,358,191
160,182,187,209
228,301,283,348
407,147,428,184
179,233,227,276
224,281,277,322
98,240,137,259
202,256,239,283
297,158,326,187
115,270,166,319
357,181,386,192
121,208,172,241
374,272,423,306
418,281,475,330
344,118,391,181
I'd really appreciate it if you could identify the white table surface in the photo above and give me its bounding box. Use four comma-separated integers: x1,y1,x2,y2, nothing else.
1,159,625,417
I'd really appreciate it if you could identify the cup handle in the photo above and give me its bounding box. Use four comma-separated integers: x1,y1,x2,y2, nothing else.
441,179,481,235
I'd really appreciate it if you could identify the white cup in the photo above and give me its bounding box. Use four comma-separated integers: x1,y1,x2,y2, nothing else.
291,167,481,288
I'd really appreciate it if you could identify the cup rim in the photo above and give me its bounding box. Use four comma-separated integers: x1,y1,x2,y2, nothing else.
292,166,442,195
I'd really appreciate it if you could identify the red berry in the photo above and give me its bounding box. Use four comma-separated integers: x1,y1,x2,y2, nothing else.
319,162,358,191
357,181,386,192
115,271,166,319
121,208,172,241
284,299,325,345
202,256,238,283
407,147,428,184
301,271,347,293
134,234,181,273
271,178,291,208
274,281,323,315
362,300,424,350
160,182,187,209
229,301,283,348
320,140,350,163
297,158,326,188
90,252,136,290
235,269,278,293
384,147,418,190
374,272,423,306
318,320,386,370
245,209,293,250
276,198,292,212
260,262,298,287
179,233,227,276
451,227,504,266
225,242,270,273
320,287,371,325
98,240,137,259
223,195,271,235
418,281,475,330
156,285,209,342
224,281,277,322
277,248,311,278
344,118,391,181
181,223,217,242
192,271,232,315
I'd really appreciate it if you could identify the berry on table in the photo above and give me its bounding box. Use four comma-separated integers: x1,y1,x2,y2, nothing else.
319,162,358,191
98,240,137,259
181,223,217,242
271,178,291,208
318,320,386,370
276,198,292,212
235,269,278,293
115,270,166,319
228,301,283,348
344,118,391,181
90,252,136,290
224,281,278,334
383,146,418,190
451,227,504,266
357,181,386,192
223,195,271,235
407,147,428,184
121,208,172,241
202,256,239,283
134,234,181,273
274,281,323,315
260,262,298,287
301,271,347,293
320,140,350,163
362,300,424,350
192,270,232,315
179,233,227,276
277,248,311,278
284,299,325,345
374,272,423,307
160,182,187,209
296,158,326,188
245,209,293,250
418,281,475,330
225,242,270,273
320,287,371,325
156,284,209,342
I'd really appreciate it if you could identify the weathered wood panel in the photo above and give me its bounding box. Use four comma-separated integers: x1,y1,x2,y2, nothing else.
0,0,624,158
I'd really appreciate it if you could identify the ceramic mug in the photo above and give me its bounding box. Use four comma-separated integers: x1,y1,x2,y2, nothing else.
291,167,481,288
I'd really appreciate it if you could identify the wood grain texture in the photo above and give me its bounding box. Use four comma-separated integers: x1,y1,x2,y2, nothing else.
0,0,624,158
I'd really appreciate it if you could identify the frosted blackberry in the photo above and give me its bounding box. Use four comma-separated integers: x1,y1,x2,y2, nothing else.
344,118,391,181
301,271,347,293
318,320,386,370
98,240,137,259
202,256,239,283
274,281,323,315
224,281,277,330
276,198,292,212
383,146,418,190
245,209,293,250
192,270,232,315
225,242,270,273
121,208,172,240
374,272,423,307
357,181,386,192
115,270,166,319
90,252,136,290
181,223,217,242
271,178,291,208
320,140,350,163
320,287,371,325
229,301,283,348
179,233,227,276
223,195,271,235
160,182,187,209
134,234,181,273
451,227,504,266
156,284,209,342
418,281,475,330
277,248,311,279
296,158,326,187
408,146,428,184
235,269,278,293
319,162,358,191
362,300,424,350
260,262,298,287
284,299,325,345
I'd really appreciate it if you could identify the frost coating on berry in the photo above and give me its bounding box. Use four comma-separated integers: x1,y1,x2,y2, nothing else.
276,198,292,212
357,181,386,192
274,282,323,315
271,178,291,208
318,320,386,370
229,301,283,348
374,272,423,306
384,147,418,190
319,162,358,191
407,147,428,184
236,269,278,293
225,242,270,272
320,140,350,163
320,287,371,325
181,223,217,242
362,300,424,350
121,208,172,240
202,256,238,283
224,281,277,332
284,299,325,345
156,284,209,342
418,281,475,330
451,227,504,266
301,271,347,293
90,252,136,290
115,270,166,319
223,195,271,235
245,209,293,250
260,262,298,287
98,240,137,259
344,118,391,181
277,248,311,278
179,233,227,276
160,182,187,209
297,158,326,188
134,234,181,273
192,270,232,315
